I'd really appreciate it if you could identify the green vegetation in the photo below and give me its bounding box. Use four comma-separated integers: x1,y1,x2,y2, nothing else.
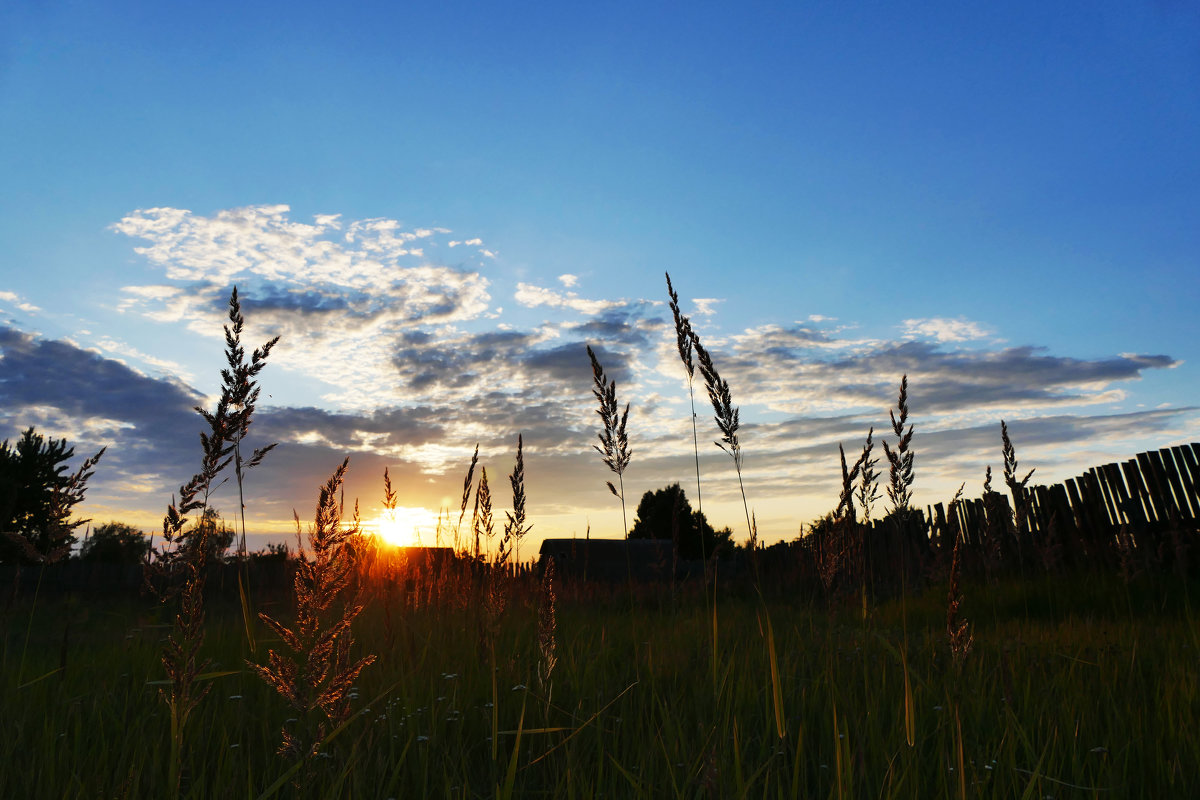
2,572,1197,798
0,427,104,564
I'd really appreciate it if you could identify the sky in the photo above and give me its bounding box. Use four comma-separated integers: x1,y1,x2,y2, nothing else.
1,1,1197,555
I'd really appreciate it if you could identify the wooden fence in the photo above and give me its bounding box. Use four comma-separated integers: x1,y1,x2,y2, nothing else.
926,442,1200,564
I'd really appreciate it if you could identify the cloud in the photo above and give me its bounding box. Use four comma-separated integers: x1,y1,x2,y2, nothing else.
112,205,494,410
558,274,579,288
901,317,993,343
693,298,722,316
93,337,194,382
701,322,1181,418
0,290,41,314
514,282,623,315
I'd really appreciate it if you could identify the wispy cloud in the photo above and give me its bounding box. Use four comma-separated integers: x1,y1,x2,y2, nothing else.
902,316,994,343
0,290,42,314
514,282,624,316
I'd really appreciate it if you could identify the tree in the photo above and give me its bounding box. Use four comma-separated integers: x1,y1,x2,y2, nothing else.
80,521,152,564
186,507,236,564
0,427,105,564
628,483,733,560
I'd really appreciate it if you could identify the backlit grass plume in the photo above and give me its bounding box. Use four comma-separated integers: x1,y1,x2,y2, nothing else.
692,333,754,541
1001,420,1035,539
150,395,233,798
473,466,494,561
221,286,279,559
504,434,530,564
537,556,558,713
882,375,915,517
945,483,972,668
153,426,226,797
587,344,632,535
250,458,376,771
857,427,881,524
455,444,480,550
665,272,704,527
219,286,279,655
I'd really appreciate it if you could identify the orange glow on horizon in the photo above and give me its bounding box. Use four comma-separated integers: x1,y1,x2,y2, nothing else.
371,506,438,548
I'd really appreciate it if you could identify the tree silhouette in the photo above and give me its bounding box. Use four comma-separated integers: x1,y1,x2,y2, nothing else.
80,521,152,564
628,483,733,560
186,507,236,564
0,427,104,564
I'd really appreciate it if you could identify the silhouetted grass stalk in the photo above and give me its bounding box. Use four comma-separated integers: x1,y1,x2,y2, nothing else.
220,287,280,656
665,273,704,535
692,334,754,545
586,345,632,535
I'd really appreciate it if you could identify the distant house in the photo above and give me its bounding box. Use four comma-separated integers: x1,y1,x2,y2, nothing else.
537,538,675,581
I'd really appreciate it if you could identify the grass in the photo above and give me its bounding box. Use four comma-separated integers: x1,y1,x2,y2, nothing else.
2,571,1198,798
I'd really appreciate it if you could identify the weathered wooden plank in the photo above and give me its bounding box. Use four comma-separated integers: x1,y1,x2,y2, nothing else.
1102,462,1135,526
1082,471,1115,533
1122,459,1158,525
1182,446,1200,512
1138,452,1176,523
1090,467,1121,528
1064,478,1092,537
962,498,983,549
1167,446,1200,520
1047,483,1081,551
1152,449,1189,522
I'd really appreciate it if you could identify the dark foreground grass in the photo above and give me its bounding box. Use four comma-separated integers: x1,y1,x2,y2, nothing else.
2,571,1197,798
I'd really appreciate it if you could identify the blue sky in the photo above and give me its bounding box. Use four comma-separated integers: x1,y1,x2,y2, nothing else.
1,1,1197,552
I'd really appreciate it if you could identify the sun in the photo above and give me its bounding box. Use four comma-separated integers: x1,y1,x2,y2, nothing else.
371,506,436,548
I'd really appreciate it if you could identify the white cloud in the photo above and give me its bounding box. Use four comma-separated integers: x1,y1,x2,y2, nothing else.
901,317,992,343
693,298,721,316
94,337,194,382
514,282,622,315
558,274,579,288
0,290,40,313
112,205,494,409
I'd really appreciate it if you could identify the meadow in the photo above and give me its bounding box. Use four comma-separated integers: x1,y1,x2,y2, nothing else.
3,564,1198,798
3,281,1197,798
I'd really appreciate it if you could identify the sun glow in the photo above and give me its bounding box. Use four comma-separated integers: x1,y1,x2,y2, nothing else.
371,506,439,548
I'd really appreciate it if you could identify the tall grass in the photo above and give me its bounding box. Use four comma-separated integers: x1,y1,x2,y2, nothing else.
3,573,1198,797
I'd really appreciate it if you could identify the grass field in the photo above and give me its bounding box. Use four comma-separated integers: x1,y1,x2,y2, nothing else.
3,567,1197,799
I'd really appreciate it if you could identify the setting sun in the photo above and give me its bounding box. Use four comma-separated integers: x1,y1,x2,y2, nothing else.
371,506,439,548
